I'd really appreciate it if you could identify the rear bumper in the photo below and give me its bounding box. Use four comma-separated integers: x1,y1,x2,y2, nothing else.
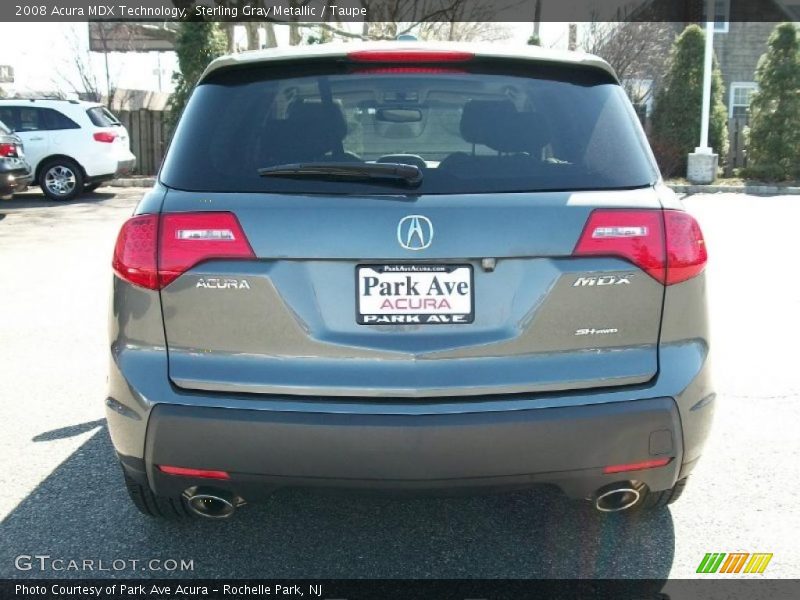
108,274,714,501
128,396,685,500
0,167,33,194
84,156,136,183
115,157,136,176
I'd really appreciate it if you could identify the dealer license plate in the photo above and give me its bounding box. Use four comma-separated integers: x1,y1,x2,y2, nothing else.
356,264,474,325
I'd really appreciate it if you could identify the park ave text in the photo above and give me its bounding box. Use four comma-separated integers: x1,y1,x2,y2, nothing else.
30,3,367,19
16,583,322,597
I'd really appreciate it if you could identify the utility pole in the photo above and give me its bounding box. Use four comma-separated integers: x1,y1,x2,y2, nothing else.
687,0,719,184
698,0,716,151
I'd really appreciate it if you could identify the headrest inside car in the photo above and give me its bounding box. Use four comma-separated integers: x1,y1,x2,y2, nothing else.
460,99,549,155
287,101,348,141
459,100,517,146
260,101,349,163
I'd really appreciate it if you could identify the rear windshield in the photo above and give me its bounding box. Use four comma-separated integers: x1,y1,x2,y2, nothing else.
161,63,658,195
86,106,121,127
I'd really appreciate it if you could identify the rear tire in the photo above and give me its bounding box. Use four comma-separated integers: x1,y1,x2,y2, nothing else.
122,468,193,519
39,158,84,201
638,477,689,510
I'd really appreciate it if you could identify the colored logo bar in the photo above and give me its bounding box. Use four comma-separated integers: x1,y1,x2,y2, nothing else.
697,553,773,574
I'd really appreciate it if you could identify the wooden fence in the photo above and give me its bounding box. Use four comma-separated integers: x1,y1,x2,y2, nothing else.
725,115,749,177
116,109,170,176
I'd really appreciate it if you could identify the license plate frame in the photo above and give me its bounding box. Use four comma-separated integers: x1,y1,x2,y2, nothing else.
356,264,474,325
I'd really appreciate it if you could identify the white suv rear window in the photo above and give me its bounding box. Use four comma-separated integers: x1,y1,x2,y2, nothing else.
86,106,121,127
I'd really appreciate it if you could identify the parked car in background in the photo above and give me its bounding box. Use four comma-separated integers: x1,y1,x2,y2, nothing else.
0,119,32,198
109,43,713,520
0,99,136,201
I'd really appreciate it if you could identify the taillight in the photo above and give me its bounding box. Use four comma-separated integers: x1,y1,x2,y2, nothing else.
0,142,17,157
573,210,666,282
573,209,706,285
112,212,255,290
347,49,474,63
112,214,158,289
93,131,117,143
664,210,707,285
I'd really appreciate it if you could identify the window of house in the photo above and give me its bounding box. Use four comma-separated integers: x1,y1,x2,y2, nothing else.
704,0,730,33
729,83,757,118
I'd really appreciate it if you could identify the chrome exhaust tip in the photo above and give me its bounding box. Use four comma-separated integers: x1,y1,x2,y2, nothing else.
183,487,244,519
594,483,642,513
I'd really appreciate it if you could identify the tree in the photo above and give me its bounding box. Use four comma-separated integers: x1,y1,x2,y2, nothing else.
167,20,227,131
414,1,508,42
174,0,506,47
57,29,102,102
650,25,728,178
194,2,278,51
88,23,135,106
580,21,673,110
298,0,505,42
742,23,800,181
54,25,133,104
416,21,508,43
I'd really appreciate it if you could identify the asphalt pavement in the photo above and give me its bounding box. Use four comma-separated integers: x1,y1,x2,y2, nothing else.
0,188,798,579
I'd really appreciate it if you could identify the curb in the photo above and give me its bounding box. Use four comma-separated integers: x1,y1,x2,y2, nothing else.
108,178,156,188
668,184,800,196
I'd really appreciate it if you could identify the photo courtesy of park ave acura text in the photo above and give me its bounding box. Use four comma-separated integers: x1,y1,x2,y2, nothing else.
0,0,799,598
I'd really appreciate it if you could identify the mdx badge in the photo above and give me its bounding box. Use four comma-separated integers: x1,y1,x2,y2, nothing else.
573,275,633,287
397,215,433,250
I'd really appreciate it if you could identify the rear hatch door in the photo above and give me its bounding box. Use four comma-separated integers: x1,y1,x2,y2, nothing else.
157,52,664,398
160,188,664,397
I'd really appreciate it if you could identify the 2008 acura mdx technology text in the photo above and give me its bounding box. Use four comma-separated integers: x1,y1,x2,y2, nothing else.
107,43,713,520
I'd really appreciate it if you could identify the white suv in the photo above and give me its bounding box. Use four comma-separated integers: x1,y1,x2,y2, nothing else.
0,99,136,201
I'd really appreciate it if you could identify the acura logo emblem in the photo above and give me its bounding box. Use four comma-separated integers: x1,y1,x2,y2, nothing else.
397,215,433,250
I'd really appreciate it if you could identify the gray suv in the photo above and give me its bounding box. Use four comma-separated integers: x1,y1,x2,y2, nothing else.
108,43,713,519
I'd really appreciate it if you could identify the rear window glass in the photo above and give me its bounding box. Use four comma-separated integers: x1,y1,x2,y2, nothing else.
86,106,121,127
0,120,10,135
42,108,80,130
161,63,658,195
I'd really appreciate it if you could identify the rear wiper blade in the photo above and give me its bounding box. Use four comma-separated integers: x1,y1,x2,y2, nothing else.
257,162,422,187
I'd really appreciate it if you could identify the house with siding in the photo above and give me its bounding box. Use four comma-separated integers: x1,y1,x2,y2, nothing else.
708,1,799,118
615,0,798,171
681,1,798,171
636,0,800,118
